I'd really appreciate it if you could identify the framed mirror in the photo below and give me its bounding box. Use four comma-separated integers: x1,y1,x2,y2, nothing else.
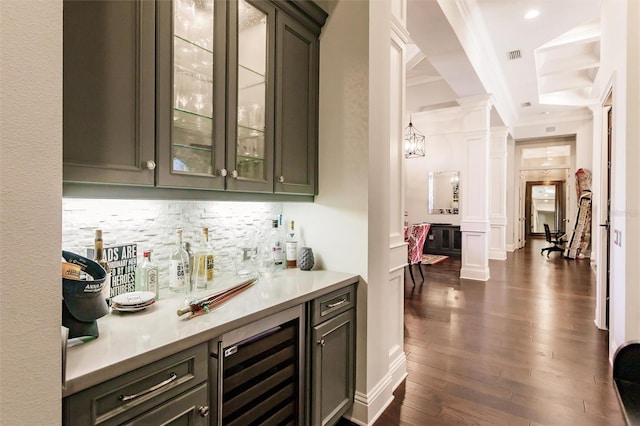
428,171,460,214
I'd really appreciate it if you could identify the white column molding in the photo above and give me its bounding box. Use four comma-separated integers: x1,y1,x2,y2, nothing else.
459,96,491,281
489,126,508,260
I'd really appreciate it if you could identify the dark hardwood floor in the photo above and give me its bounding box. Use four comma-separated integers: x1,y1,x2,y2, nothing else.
374,238,624,426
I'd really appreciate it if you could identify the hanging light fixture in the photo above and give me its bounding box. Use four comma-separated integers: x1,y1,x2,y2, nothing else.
404,116,425,158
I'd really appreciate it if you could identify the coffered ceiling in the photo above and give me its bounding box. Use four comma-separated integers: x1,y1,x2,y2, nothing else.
405,0,602,128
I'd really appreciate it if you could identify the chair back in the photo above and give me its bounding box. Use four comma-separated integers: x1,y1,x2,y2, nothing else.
544,223,552,243
408,223,430,265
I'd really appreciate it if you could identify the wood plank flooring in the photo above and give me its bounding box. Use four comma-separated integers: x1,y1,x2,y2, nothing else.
373,238,624,426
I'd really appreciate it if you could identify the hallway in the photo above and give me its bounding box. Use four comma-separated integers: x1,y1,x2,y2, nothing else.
376,239,625,425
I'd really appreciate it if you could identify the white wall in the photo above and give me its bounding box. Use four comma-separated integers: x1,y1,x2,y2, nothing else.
404,109,466,226
0,1,62,422
591,0,631,357
285,0,374,421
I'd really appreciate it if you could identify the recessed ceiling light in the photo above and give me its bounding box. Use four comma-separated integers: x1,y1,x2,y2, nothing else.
524,9,540,20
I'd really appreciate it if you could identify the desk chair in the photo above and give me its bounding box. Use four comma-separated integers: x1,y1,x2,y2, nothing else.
541,223,566,257
407,223,430,286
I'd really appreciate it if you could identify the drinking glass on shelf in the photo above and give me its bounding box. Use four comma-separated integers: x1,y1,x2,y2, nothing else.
249,103,264,134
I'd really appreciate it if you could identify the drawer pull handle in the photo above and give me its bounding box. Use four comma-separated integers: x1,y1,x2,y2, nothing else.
327,298,347,308
119,372,178,402
198,406,210,417
317,339,325,347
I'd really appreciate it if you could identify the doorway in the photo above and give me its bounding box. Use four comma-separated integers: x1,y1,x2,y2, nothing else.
525,180,566,237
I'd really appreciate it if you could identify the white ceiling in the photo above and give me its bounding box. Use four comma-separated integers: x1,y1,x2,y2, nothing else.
406,0,602,128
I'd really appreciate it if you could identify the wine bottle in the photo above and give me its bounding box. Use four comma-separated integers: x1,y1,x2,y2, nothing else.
285,220,298,268
135,250,159,300
93,229,112,298
169,229,189,297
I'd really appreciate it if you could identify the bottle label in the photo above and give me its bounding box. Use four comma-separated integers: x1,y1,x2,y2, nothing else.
169,260,186,289
272,244,283,265
285,242,298,262
206,255,214,280
146,268,158,295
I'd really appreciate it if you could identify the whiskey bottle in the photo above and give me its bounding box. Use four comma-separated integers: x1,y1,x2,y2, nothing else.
93,229,112,298
195,227,215,289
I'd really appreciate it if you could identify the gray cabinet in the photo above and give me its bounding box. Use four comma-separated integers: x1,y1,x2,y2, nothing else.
63,344,209,425
424,223,462,257
275,10,319,195
63,0,326,197
63,0,156,186
309,285,356,425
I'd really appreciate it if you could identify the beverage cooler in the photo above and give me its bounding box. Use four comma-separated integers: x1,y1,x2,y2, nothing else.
209,306,305,425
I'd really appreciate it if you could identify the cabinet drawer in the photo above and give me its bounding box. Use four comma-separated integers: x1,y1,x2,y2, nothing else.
63,344,208,426
123,382,209,426
310,285,356,326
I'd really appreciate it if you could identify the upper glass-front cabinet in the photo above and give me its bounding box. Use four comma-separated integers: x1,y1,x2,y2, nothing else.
157,0,226,189
172,0,214,175
226,0,275,192
235,0,266,182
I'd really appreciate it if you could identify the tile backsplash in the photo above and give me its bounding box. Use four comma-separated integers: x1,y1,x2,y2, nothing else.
62,199,282,289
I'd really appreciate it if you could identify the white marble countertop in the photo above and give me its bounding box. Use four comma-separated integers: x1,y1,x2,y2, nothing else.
62,269,359,397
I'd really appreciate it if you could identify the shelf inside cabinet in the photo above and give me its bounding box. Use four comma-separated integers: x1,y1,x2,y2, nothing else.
237,124,264,140
238,64,265,91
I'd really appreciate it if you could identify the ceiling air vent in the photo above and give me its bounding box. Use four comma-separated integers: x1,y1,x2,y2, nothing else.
507,50,522,60
546,126,557,133
520,102,531,107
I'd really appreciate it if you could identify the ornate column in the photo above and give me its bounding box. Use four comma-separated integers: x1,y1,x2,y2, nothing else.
489,127,508,260
459,96,492,281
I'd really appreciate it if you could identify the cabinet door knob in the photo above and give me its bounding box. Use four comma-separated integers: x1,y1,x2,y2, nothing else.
231,170,239,179
278,175,285,183
145,160,156,170
218,168,228,177
198,406,210,417
317,339,325,347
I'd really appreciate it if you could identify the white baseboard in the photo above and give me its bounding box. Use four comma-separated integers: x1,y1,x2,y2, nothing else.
388,350,407,391
460,266,490,281
347,373,394,425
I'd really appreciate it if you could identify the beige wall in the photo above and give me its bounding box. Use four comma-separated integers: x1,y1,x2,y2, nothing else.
0,0,62,422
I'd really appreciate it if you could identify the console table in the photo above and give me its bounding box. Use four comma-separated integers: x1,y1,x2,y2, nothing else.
423,223,461,257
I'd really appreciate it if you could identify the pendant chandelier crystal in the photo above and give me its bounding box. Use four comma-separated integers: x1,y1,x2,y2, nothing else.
404,116,425,158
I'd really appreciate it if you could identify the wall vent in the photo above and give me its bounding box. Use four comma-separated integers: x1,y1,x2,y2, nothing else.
507,50,522,60
546,126,557,133
520,102,531,107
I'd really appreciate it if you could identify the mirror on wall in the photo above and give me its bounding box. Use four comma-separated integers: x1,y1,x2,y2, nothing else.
428,171,460,214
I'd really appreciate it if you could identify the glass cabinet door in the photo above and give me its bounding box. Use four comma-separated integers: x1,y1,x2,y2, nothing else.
172,0,214,175
236,0,266,181
226,0,274,192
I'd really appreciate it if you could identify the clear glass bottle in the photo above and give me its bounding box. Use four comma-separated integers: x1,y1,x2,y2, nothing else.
169,229,190,299
135,250,159,300
93,229,112,298
270,219,284,269
285,220,298,268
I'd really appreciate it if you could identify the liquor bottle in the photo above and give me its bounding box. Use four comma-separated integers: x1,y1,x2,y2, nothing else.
135,250,159,300
197,227,214,288
169,229,189,298
93,229,112,298
285,220,298,268
270,219,284,268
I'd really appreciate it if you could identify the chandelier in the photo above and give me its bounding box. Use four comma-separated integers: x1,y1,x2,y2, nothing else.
403,117,425,158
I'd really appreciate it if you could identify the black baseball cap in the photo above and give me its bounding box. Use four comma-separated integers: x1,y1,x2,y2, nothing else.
61,251,109,337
